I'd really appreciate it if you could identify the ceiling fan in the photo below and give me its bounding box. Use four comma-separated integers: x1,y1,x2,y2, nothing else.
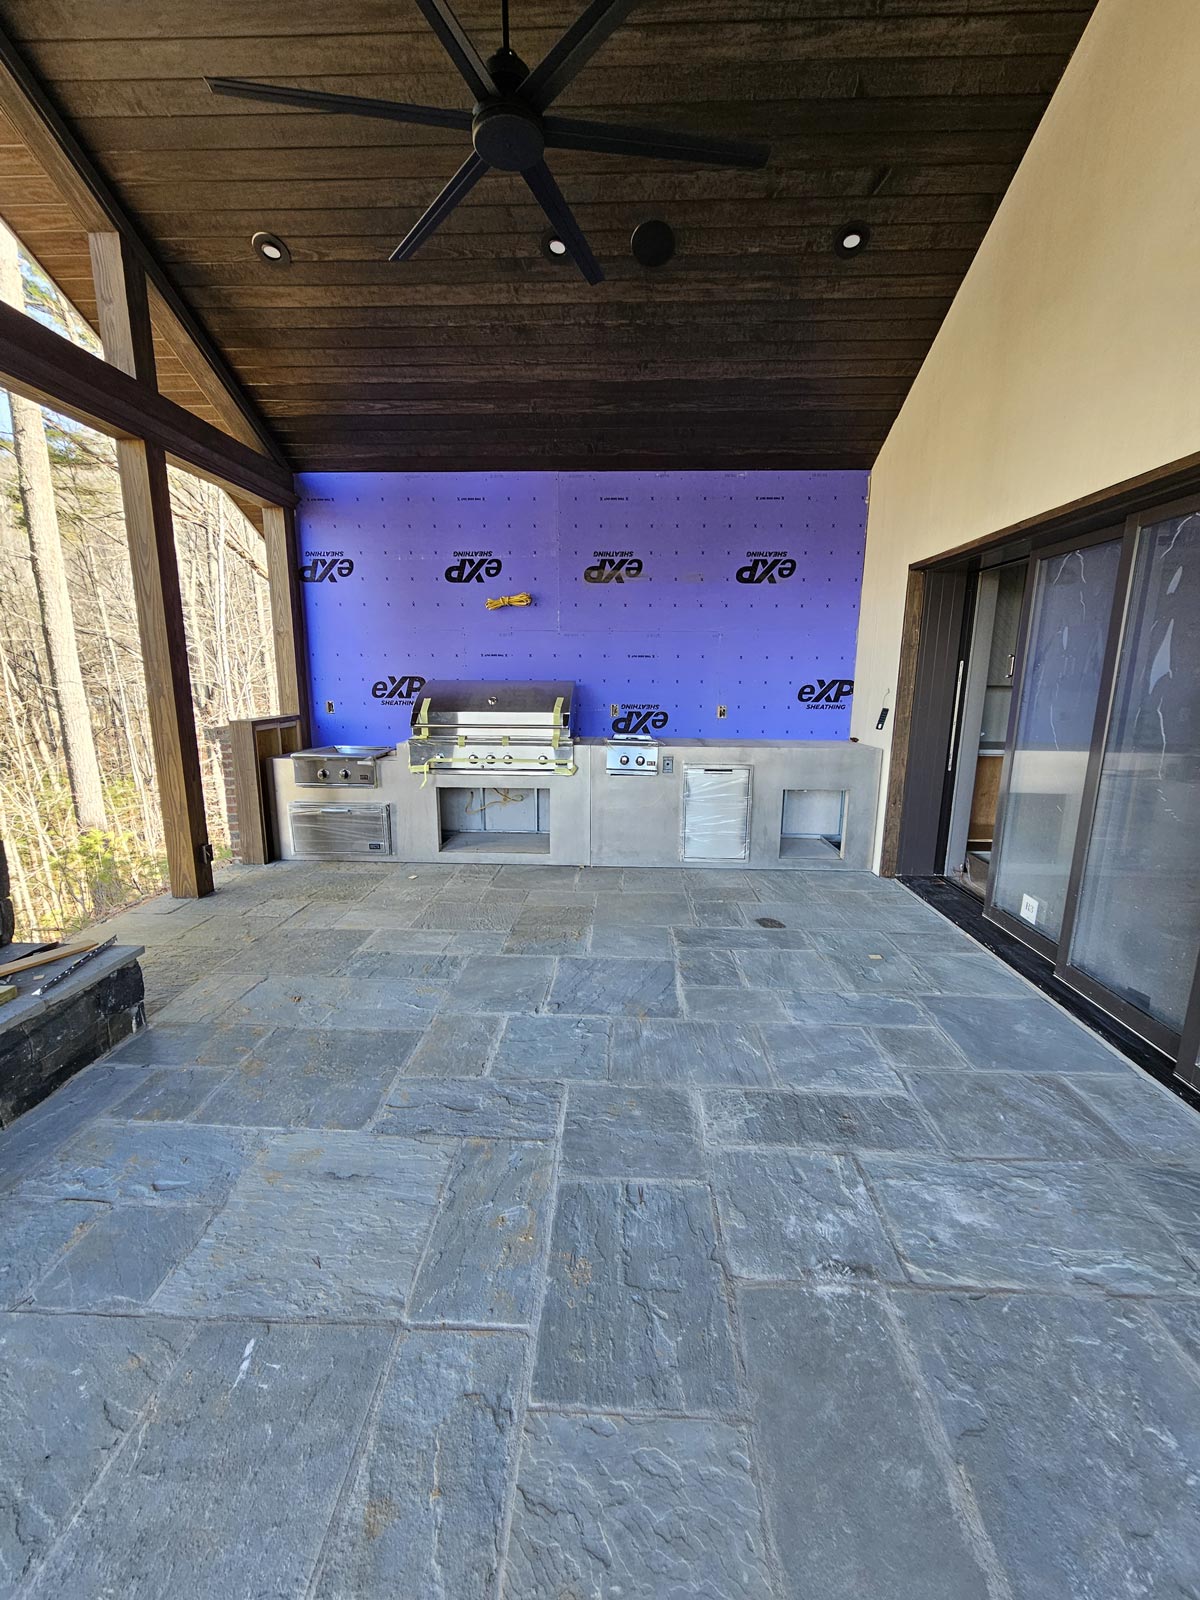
207,0,769,284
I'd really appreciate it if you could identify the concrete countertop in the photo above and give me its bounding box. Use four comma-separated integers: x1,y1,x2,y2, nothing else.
327,737,867,754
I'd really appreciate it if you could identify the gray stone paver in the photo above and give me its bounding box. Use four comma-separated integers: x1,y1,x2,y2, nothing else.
23,1321,391,1600
2,858,1198,1598
407,1139,555,1325
711,1148,902,1281
152,1132,451,1318
0,1312,189,1590
313,1328,527,1599
899,1291,1200,1600
531,1179,741,1415
561,1083,704,1177
505,1411,778,1599
740,1285,993,1600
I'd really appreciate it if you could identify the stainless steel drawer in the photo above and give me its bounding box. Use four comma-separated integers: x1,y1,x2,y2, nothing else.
288,802,392,859
682,766,752,861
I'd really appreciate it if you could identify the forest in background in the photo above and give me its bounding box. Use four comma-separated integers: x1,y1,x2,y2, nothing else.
0,224,277,940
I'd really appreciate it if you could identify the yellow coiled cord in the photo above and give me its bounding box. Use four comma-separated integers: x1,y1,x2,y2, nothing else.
484,592,533,610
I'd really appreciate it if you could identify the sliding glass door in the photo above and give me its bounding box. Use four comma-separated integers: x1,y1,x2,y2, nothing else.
984,498,1200,1066
1060,505,1200,1044
986,533,1124,951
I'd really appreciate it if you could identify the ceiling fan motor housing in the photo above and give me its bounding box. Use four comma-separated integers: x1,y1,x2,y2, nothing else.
472,98,545,171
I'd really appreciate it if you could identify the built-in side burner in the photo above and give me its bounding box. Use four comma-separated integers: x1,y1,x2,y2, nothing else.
291,744,393,787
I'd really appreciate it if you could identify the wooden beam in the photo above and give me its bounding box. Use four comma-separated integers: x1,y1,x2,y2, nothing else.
0,20,287,465
88,231,154,382
117,436,214,898
88,227,213,898
263,504,311,738
0,298,296,506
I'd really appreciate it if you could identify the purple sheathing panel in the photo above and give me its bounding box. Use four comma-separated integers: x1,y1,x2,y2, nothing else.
296,470,867,745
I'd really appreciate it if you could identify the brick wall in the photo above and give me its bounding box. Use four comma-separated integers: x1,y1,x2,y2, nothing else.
215,728,242,862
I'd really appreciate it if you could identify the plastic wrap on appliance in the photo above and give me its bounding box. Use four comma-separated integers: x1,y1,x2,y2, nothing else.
682,766,751,861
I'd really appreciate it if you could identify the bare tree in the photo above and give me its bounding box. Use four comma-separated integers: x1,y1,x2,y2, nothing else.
0,222,107,832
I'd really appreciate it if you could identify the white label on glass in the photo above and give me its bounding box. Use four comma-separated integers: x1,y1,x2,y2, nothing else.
1019,894,1040,925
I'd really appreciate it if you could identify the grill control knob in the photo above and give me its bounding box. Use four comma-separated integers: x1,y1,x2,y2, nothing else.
619,754,630,765
339,768,351,781
316,767,329,781
635,756,645,766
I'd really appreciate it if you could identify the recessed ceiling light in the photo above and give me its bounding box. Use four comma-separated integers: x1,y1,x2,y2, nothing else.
834,222,870,258
252,229,291,266
541,229,569,261
631,219,675,268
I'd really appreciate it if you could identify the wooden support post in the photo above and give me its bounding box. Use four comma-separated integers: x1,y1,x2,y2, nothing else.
263,504,311,739
89,230,213,898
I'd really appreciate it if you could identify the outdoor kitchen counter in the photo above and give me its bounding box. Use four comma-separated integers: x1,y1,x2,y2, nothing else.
270,739,880,869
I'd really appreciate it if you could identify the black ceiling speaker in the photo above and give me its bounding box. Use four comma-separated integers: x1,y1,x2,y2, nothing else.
207,0,769,285
631,219,675,267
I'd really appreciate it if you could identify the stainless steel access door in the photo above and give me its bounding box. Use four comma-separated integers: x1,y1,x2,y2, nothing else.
682,766,751,861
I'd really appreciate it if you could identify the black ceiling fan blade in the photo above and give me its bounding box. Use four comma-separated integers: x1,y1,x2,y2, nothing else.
390,152,489,262
206,77,473,131
520,0,643,112
544,113,770,169
412,0,497,102
523,160,603,284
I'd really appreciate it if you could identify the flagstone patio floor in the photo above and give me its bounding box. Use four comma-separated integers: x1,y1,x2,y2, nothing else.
2,859,1199,1598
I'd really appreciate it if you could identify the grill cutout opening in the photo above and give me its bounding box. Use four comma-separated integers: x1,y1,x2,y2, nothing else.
438,786,550,855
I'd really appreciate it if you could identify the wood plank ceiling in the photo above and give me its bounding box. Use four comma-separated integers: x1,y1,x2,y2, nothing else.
0,0,1098,472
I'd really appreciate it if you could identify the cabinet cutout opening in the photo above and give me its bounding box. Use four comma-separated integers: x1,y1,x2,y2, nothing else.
780,788,845,859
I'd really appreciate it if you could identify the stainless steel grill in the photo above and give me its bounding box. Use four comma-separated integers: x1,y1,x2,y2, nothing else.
408,680,576,776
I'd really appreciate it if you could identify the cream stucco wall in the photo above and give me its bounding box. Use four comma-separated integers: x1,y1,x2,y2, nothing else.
851,0,1200,868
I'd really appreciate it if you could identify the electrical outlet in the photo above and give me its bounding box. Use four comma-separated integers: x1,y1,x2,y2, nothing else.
610,703,619,717
325,700,335,714
662,755,674,774
716,705,727,719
